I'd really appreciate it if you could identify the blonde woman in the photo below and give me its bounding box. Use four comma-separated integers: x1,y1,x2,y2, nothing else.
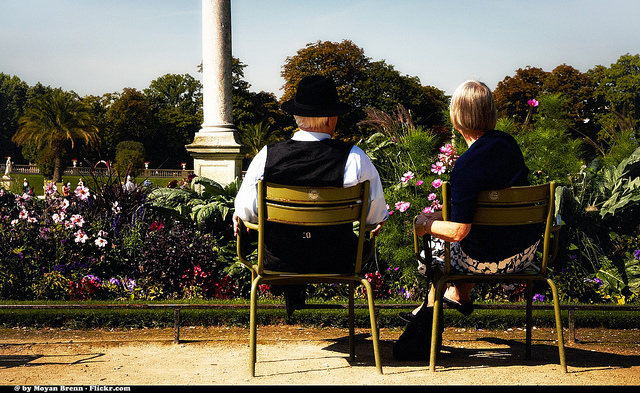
395,80,540,360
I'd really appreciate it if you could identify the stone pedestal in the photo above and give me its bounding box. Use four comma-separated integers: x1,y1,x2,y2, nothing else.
186,0,243,185
0,177,15,191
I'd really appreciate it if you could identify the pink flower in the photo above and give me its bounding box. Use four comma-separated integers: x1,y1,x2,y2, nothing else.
422,206,434,214
428,193,437,201
401,171,414,184
415,180,424,186
440,144,454,155
432,179,442,188
395,201,411,212
431,161,446,175
528,99,539,107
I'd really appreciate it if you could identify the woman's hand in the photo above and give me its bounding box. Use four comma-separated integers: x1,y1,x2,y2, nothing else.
415,211,471,242
414,211,442,237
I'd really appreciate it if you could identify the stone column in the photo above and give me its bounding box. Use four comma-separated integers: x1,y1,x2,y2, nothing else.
186,0,243,185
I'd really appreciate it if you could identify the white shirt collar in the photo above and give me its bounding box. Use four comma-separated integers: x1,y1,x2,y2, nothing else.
291,130,332,141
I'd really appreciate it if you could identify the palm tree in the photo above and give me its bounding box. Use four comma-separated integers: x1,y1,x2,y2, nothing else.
12,89,100,183
239,120,280,159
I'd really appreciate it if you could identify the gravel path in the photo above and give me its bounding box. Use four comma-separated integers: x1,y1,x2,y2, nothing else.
1,325,639,386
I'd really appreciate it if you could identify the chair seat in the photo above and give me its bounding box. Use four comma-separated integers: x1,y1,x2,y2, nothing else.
258,271,365,284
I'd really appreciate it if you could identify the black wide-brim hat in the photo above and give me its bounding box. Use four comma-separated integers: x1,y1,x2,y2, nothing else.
281,75,351,117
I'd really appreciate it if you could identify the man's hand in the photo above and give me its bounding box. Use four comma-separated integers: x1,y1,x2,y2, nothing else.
370,220,385,237
232,213,241,237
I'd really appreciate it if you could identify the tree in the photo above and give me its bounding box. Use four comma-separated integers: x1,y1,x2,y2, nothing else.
0,73,29,163
494,66,548,125
355,60,448,131
281,40,370,105
114,140,145,176
145,74,203,168
238,120,279,159
102,88,154,160
590,53,640,140
543,64,597,141
12,88,99,183
230,58,291,136
280,40,448,139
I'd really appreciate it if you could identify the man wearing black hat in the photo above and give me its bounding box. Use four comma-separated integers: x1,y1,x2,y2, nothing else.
233,75,388,314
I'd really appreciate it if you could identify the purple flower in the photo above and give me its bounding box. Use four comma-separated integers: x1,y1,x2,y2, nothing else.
532,293,545,302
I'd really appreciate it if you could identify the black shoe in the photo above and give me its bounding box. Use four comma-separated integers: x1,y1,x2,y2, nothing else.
398,311,416,323
283,285,306,317
443,295,474,316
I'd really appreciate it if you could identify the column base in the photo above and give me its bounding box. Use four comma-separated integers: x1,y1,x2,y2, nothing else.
186,128,244,185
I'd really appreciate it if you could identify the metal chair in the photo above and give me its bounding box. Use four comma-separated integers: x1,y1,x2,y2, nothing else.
237,180,382,376
414,181,566,372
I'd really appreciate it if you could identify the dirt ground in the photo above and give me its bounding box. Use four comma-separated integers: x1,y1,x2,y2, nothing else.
1,325,639,386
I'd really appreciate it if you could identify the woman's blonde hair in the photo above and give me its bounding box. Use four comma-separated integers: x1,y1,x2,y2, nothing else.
449,80,497,133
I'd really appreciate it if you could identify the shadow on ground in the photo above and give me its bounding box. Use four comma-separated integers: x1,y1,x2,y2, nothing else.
321,333,640,371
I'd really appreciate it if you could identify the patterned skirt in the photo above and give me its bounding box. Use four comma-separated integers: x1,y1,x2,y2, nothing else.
419,237,540,275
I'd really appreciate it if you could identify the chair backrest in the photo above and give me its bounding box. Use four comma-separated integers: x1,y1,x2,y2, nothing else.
442,181,556,273
256,180,370,274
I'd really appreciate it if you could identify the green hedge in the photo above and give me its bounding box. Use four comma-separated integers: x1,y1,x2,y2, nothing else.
1,300,638,330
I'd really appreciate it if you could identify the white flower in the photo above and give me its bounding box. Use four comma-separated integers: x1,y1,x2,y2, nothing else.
70,214,85,227
94,237,108,248
75,186,90,201
74,230,88,243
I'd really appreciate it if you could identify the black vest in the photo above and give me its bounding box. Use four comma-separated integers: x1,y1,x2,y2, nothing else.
262,139,357,273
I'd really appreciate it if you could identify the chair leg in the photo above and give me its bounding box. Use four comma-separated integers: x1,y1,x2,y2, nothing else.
348,281,355,361
525,281,533,359
547,278,567,373
249,276,262,377
361,278,383,374
430,278,446,372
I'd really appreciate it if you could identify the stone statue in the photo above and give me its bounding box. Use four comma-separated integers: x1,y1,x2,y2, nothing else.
3,157,12,179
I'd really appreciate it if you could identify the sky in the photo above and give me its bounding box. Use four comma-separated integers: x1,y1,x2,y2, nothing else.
1,0,639,100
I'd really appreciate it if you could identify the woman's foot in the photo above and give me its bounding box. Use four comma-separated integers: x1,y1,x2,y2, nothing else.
442,295,474,316
440,284,474,315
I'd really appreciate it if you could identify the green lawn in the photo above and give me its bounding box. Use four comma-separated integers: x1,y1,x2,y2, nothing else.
6,174,181,196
